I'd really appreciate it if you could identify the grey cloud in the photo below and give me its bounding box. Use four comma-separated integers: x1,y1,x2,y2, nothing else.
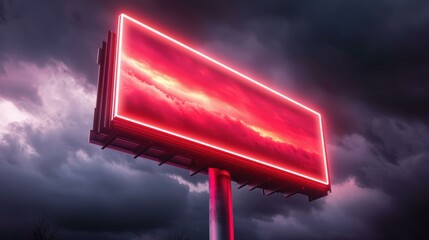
1,0,429,239
0,122,193,239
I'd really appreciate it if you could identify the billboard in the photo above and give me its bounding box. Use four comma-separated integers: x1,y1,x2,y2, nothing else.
90,14,330,200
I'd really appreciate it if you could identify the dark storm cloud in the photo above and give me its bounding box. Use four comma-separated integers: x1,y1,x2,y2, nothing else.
0,122,190,240
0,62,194,239
1,0,428,125
326,119,429,239
1,0,429,239
76,0,429,137
269,0,429,127
119,0,429,131
0,0,105,84
375,154,429,239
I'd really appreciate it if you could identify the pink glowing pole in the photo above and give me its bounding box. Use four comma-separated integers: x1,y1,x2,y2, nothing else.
209,168,234,240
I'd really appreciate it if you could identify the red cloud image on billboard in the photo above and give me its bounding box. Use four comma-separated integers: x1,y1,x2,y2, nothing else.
112,14,329,185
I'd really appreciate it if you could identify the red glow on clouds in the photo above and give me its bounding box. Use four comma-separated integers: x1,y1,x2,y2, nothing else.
114,14,329,184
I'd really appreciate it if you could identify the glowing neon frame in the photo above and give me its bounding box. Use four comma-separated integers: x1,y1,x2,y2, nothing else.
112,13,329,186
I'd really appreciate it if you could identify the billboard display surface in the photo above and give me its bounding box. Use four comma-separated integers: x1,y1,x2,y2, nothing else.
113,14,329,185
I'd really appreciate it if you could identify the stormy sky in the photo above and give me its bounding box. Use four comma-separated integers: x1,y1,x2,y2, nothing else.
0,0,428,239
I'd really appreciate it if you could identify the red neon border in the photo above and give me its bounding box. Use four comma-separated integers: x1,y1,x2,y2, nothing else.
113,13,330,185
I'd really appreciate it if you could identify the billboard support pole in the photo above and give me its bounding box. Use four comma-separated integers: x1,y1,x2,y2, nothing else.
209,168,234,240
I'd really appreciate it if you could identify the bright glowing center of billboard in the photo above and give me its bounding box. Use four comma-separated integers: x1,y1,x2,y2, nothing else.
114,14,329,184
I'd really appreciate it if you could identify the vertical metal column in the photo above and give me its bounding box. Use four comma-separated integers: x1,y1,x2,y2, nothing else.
209,168,234,240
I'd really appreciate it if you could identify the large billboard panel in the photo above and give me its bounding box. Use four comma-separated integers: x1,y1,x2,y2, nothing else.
91,14,330,199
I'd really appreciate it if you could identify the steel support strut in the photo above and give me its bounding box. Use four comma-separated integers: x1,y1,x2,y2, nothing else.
209,168,234,240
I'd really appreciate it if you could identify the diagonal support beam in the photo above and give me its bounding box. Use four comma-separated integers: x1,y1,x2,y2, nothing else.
189,161,206,176
101,134,116,149
237,182,249,189
133,143,152,159
248,182,265,191
263,187,283,196
284,191,299,199
158,152,175,166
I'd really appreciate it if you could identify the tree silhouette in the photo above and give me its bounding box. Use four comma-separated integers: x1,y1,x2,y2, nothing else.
32,214,57,240
167,227,190,240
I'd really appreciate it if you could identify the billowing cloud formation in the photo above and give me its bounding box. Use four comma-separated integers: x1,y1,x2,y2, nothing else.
0,60,192,239
1,0,429,239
